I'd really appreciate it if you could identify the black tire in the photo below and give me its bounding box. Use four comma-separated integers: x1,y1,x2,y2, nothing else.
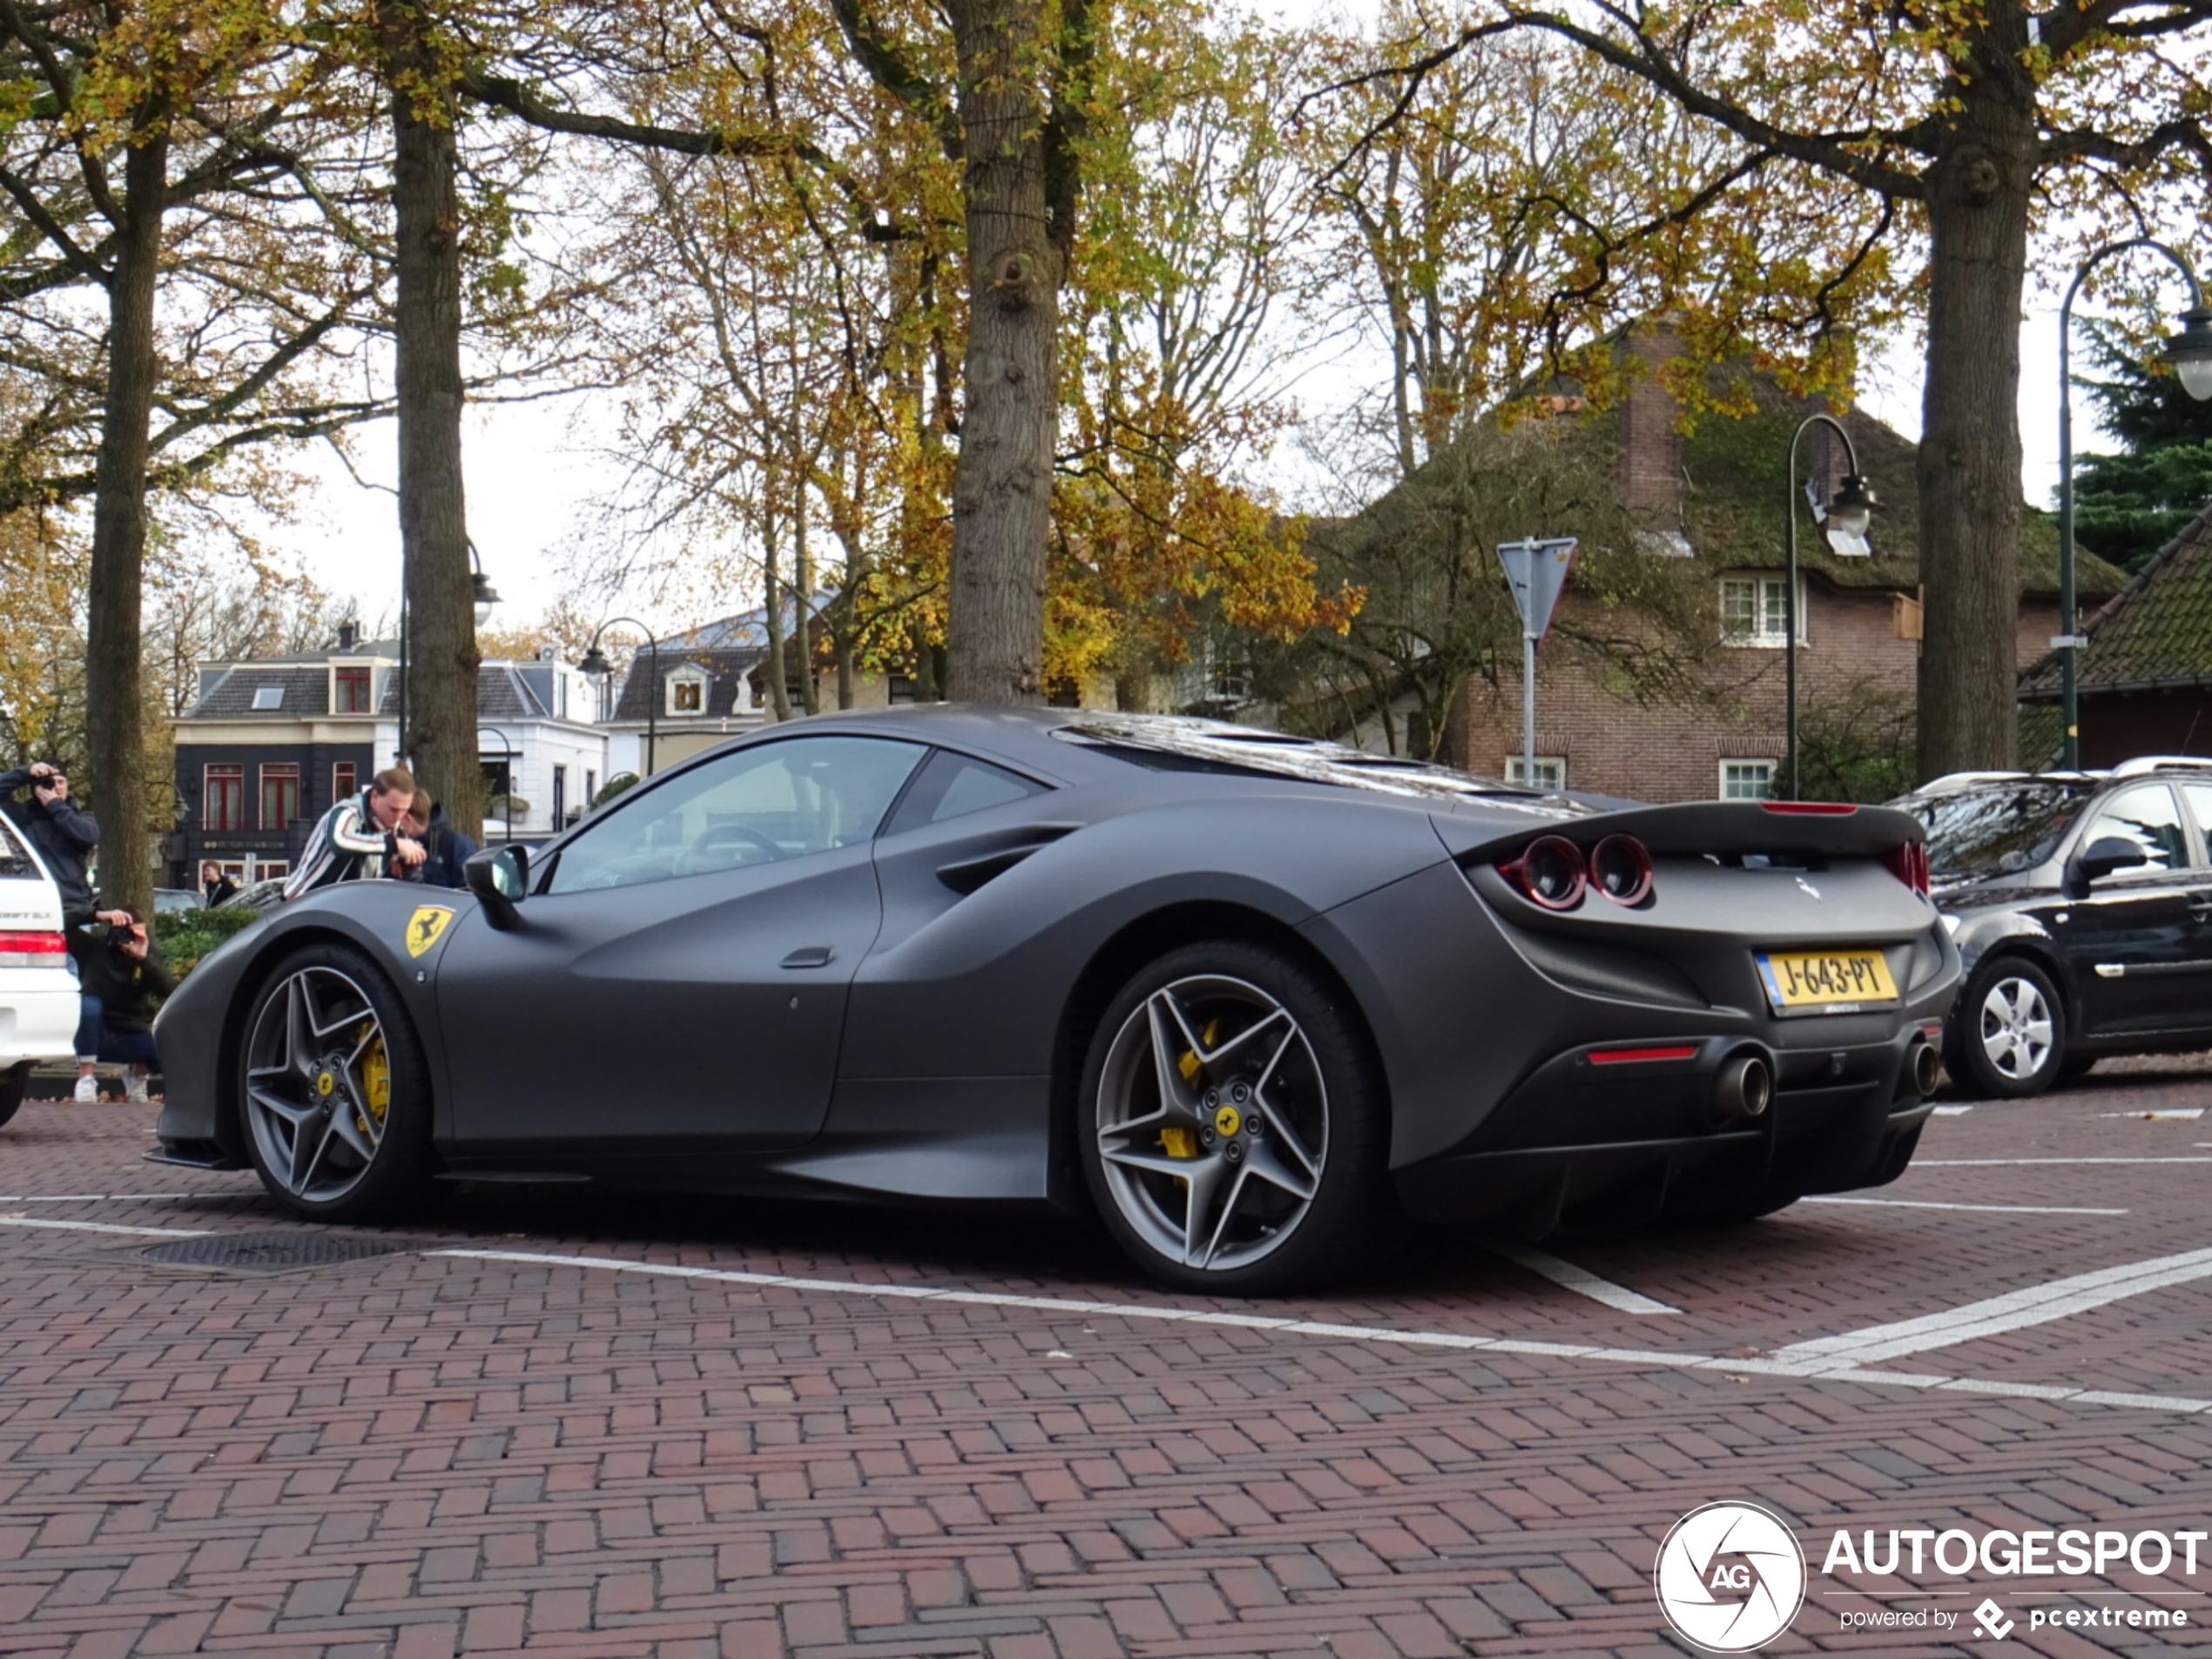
1076,940,1399,1294
1946,955,2067,1099
0,1062,26,1130
237,941,435,1222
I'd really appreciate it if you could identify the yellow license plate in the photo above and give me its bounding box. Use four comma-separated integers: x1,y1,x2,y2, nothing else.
1757,950,1898,1010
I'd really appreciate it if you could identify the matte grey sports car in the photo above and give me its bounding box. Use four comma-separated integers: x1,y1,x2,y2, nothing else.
152,707,1957,1291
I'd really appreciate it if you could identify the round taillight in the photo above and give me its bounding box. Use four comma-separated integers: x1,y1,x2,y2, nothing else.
1517,835,1587,909
1589,833,1654,906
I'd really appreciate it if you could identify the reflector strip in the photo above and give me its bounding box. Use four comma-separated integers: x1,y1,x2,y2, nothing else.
1588,1045,1698,1065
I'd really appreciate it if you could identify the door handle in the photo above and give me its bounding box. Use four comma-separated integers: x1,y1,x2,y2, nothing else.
779,946,835,969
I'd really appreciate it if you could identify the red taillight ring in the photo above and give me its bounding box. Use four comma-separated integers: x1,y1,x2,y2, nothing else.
1589,833,1655,906
1509,834,1587,910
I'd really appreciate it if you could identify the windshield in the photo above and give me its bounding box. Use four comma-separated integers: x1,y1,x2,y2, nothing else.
1904,782,2097,879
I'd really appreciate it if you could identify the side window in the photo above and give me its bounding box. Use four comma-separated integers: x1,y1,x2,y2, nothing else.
545,736,926,894
2184,784,2212,861
883,750,1049,835
2080,784,2192,873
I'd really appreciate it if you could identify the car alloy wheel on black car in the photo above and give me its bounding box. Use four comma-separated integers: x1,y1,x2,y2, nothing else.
239,943,434,1219
1079,941,1396,1293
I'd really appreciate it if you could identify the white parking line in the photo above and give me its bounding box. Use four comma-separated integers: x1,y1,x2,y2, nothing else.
1770,1247,2212,1368
1803,1197,2128,1216
1915,1157,2212,1165
1492,1245,1679,1313
0,1216,212,1238
0,1192,202,1203
1932,1104,1973,1116
2101,1109,2204,1120
428,1248,2212,1417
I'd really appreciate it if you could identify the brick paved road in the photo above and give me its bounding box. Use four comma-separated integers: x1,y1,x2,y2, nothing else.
3,1061,2209,1658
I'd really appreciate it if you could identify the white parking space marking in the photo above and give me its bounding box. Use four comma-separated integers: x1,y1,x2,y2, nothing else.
1932,1104,1973,1116
1803,1197,2128,1216
1771,1248,2212,1369
2101,1108,2204,1120
0,1216,212,1238
0,1192,204,1204
1916,1157,2212,1165
429,1249,2212,1417
1492,1245,1679,1313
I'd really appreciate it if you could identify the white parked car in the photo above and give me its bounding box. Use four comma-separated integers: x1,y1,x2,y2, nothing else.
0,813,80,1127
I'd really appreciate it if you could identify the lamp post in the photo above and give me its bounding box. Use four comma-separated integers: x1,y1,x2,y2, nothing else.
395,552,499,765
2057,239,2212,771
577,617,658,781
1784,415,1877,800
476,725,516,841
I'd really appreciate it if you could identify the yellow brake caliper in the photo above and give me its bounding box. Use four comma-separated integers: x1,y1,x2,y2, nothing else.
357,1023,390,1137
1159,1019,1220,1163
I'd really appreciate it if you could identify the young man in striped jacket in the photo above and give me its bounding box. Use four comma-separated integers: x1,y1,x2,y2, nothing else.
281,765,428,900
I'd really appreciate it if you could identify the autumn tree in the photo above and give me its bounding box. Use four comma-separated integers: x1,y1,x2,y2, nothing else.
1332,2,2212,779
1053,17,1352,710
0,0,390,908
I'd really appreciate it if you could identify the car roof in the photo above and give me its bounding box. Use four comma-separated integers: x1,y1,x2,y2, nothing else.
726,704,1568,807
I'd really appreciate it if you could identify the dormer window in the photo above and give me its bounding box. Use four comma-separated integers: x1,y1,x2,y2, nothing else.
665,665,708,716
251,685,284,711
333,666,372,712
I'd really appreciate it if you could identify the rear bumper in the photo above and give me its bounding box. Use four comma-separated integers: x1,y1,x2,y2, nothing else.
2,977,83,1069
1394,1018,1940,1228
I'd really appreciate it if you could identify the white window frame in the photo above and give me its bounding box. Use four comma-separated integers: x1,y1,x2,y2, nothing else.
1719,576,1805,648
664,665,709,717
1719,759,1777,800
1507,755,1567,789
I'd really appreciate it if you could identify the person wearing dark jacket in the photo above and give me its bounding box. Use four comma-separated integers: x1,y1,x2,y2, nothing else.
401,792,480,889
0,761,98,923
71,906,172,1104
201,861,239,907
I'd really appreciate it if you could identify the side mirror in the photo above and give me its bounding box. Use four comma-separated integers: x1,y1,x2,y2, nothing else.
2073,835,2149,889
463,844,529,928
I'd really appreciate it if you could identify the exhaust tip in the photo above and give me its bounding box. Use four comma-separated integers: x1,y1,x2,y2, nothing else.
1714,1054,1771,1121
1909,1040,1942,1098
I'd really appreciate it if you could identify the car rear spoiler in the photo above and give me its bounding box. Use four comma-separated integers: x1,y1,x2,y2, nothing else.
1431,799,1927,865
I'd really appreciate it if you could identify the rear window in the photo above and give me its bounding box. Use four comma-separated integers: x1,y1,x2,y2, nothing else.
0,816,38,881
1906,781,2097,878
1054,716,1555,805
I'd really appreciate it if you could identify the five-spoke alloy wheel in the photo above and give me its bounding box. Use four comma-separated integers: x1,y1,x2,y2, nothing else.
1079,941,1395,1293
239,943,432,1220
1948,955,2066,1099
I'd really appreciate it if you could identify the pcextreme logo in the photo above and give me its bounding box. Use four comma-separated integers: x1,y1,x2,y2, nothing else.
1654,1502,1808,1652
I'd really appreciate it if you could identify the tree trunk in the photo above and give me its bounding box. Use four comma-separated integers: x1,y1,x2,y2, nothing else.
84,132,169,917
1915,33,2034,782
943,0,1059,705
382,0,481,838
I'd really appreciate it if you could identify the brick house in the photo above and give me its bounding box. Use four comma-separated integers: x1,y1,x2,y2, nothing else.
1411,334,2128,801
2018,499,2212,766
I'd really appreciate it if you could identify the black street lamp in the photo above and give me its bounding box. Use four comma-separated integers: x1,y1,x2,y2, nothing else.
1784,414,1876,799
476,725,516,841
2058,239,2212,770
577,617,658,780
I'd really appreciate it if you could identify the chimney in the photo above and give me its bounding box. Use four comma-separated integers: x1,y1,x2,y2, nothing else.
337,619,359,653
1620,319,1684,521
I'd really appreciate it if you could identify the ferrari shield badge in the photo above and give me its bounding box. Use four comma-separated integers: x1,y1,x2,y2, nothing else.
405,905,456,959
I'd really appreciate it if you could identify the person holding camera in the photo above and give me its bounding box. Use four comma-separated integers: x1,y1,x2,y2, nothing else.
282,765,427,900
0,760,99,925
70,905,172,1104
396,791,478,889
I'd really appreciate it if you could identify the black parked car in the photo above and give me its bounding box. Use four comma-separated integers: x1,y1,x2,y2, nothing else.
1890,758,2212,1096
